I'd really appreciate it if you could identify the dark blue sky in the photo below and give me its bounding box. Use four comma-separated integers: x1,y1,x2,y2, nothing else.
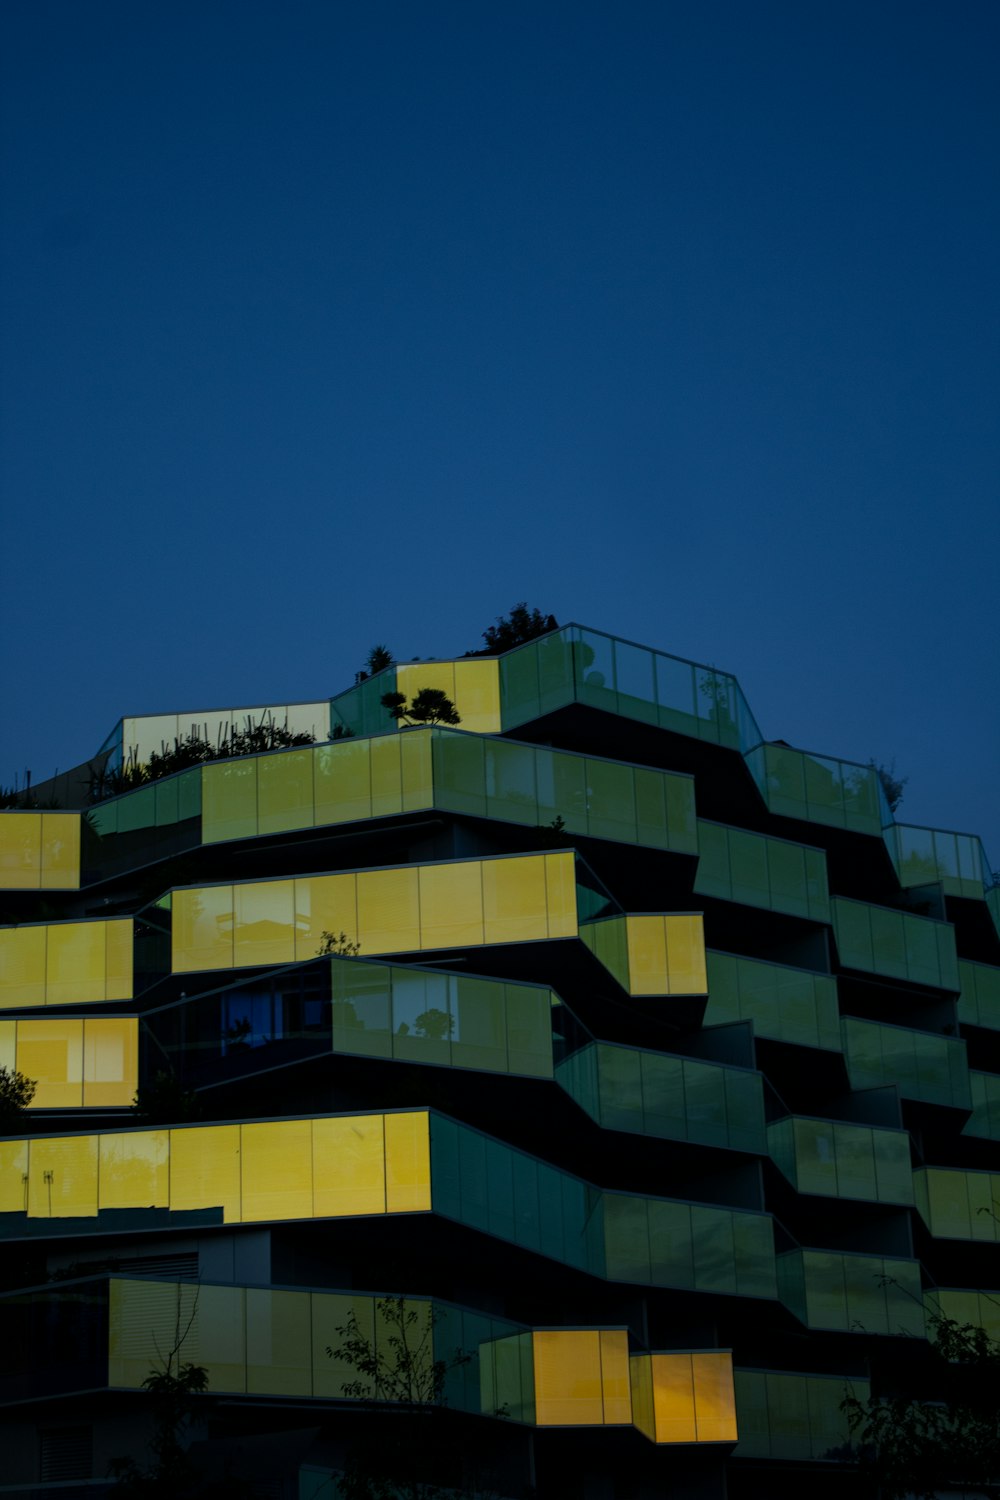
2,2,997,858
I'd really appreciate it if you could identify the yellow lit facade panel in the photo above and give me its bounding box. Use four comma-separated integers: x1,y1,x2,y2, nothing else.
83,1017,138,1108
0,812,81,890
543,852,579,938
241,1119,314,1222
202,758,258,842
400,728,434,809
0,920,134,1008
357,867,420,953
369,735,406,818
384,1110,432,1213
16,1018,83,1108
691,1353,739,1442
46,923,105,1006
313,740,371,826
626,917,669,995
599,1329,633,1425
293,873,358,960
258,748,314,836
98,1131,169,1209
664,915,708,994
482,856,551,945
625,915,707,996
104,921,134,1001
0,926,46,1008
0,1140,28,1212
0,1019,14,1072
247,1287,312,1396
312,1114,387,1217
418,862,484,949
533,1330,605,1425
234,880,296,968
169,1123,242,1222
641,1352,738,1444
396,660,502,736
27,1134,99,1217
173,886,236,973
650,1353,698,1442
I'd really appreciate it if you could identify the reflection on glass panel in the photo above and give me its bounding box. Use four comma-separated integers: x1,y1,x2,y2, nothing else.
241,1120,313,1222
170,1124,241,1221
98,1131,169,1209
312,1115,386,1217
27,1135,99,1217
234,880,296,968
173,886,235,973
17,1019,83,1108
258,749,314,836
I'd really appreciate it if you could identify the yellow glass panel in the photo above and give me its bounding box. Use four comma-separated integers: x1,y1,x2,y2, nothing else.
197,1282,247,1392
384,1110,432,1213
418,862,484,949
533,1330,604,1425
483,856,549,945
358,867,420,954
600,1329,632,1425
109,1279,200,1388
247,1288,311,1396
17,1018,83,1108
98,1130,169,1209
241,1119,313,1221
312,1115,386,1217
84,1017,138,1107
400,728,435,811
173,885,235,973
170,1124,241,1221
453,659,501,734
314,740,372,826
692,1352,737,1442
312,1291,372,1398
0,1020,15,1071
650,1354,697,1443
40,813,81,889
0,813,41,889
202,758,259,843
544,853,579,938
258,749,314,836
104,920,133,1001
629,1355,655,1441
46,922,107,1005
396,662,456,722
233,880,296,968
0,926,46,1008
27,1134,98,1217
293,873,358,961
626,917,669,995
665,915,708,995
0,1139,28,1212
370,735,404,818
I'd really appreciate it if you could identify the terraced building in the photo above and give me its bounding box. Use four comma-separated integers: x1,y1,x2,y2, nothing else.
1,622,997,1499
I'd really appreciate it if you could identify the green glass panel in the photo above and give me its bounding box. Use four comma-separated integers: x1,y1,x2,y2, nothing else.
574,628,617,713
694,821,730,901
585,758,636,843
765,745,807,820
733,1212,777,1297
432,732,487,818
505,984,553,1078
603,1194,652,1282
766,839,808,920
486,739,536,826
118,785,156,834
613,639,657,725
498,641,541,728
546,749,588,835
647,1199,694,1288
729,828,770,908
633,767,669,851
691,1205,737,1294
870,906,907,980
662,770,697,854
596,1044,642,1132
682,1062,729,1148
451,976,507,1074
639,1050,687,1142
535,631,576,716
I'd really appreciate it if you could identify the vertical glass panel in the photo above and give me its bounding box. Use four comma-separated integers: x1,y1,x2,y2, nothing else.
665,915,707,994
485,740,535,826
693,822,729,901
729,830,770,908
258,749,314,836
640,1052,687,1141
313,1291,373,1398
765,745,807,819
482,857,546,945
535,631,575,715
0,927,45,1009
202,759,258,843
331,957,391,1058
499,639,541,727
691,1207,736,1294
27,1135,98,1217
234,881,296,968
197,1283,247,1392
575,628,616,712
312,1115,385,1217
870,908,907,980
385,1110,432,1213
626,917,668,995
651,1354,697,1443
293,873,358,960
692,1353,738,1442
173,886,235,973
400,727,434,810
682,1063,727,1147
613,640,656,724
603,1195,651,1282
0,1139,28,1212
241,1119,313,1222
46,922,106,1004
358,868,420,953
369,736,403,818
83,1017,138,1108
418,863,484,949
105,920,134,1001
506,983,553,1077
40,813,81,889
533,1330,604,1425
0,813,42,889
600,1329,632,1424
453,659,502,734
794,1118,838,1197
452,977,507,1074
109,1279,199,1389
596,1045,642,1133
834,1124,877,1201
648,1199,693,1288
544,853,578,938
313,739,372,826
247,1288,311,1396
433,732,487,817
585,758,636,843
170,1124,241,1221
766,841,807,919
0,1019,14,1072
98,1130,169,1208
633,768,669,850
17,1019,83,1107
803,1252,847,1330
392,970,452,1066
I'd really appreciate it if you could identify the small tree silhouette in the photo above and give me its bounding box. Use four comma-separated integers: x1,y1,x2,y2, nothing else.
0,1066,36,1132
381,689,461,726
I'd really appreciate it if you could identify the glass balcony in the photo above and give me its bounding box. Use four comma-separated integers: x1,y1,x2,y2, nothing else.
0,917,134,1009
776,1249,924,1336
743,743,888,837
557,1041,766,1154
694,821,830,922
958,959,1000,1031
884,822,993,902
913,1168,1000,1243
704,952,841,1052
767,1116,913,1204
924,1287,1000,1342
733,1369,869,1460
964,1071,1000,1142
832,896,959,991
0,1016,137,1108
841,1016,971,1110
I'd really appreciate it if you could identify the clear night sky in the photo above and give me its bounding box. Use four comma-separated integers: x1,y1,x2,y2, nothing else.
2,2,998,859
